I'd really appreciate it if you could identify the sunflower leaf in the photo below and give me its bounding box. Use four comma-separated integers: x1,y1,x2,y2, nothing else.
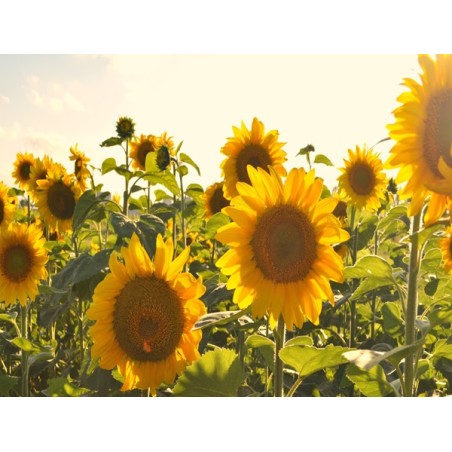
346,363,395,397
205,212,231,239
173,349,243,397
100,136,124,148
245,334,275,371
179,153,201,176
101,157,118,174
0,375,19,396
314,154,334,166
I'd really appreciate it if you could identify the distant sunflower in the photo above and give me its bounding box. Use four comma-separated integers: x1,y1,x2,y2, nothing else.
204,182,230,218
35,168,81,233
129,134,158,171
0,223,48,307
87,233,206,394
387,54,452,223
338,145,387,212
216,166,349,330
116,116,135,139
12,152,35,190
440,226,452,275
28,156,63,198
69,144,91,192
0,181,15,229
220,117,287,199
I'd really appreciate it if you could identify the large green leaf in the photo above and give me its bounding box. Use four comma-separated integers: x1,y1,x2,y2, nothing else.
382,302,404,337
279,344,350,379
101,157,118,174
0,375,19,396
246,334,275,371
431,336,452,363
179,153,201,175
346,364,395,397
206,212,231,239
345,255,394,281
172,349,243,396
144,171,180,196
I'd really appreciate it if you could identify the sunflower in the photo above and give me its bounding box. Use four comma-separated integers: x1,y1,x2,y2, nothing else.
12,152,35,190
35,167,81,233
0,222,48,307
220,117,287,199
87,233,206,394
69,144,91,192
216,165,349,330
28,156,63,198
116,116,135,139
440,226,452,274
204,182,230,218
129,134,158,171
0,182,15,230
386,54,452,224
337,145,387,212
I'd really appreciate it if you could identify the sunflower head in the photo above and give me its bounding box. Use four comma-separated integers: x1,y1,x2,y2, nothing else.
386,54,452,221
220,117,287,199
69,144,91,192
87,233,206,394
0,222,48,307
0,182,15,230
337,145,387,212
12,152,35,190
35,167,81,233
129,134,158,171
116,116,135,139
204,181,230,218
216,165,349,330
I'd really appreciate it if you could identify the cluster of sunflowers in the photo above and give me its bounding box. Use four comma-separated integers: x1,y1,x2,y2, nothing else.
2,54,452,397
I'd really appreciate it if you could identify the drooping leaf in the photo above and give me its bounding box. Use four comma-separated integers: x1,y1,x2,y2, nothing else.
179,153,201,175
100,136,124,147
346,364,395,397
172,349,243,397
194,308,251,330
314,154,334,166
101,157,118,174
10,337,42,353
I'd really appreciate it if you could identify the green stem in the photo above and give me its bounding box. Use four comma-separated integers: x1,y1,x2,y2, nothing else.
78,299,84,369
179,170,186,250
20,303,29,397
349,206,359,348
404,213,421,397
123,140,129,216
147,181,151,213
371,229,378,340
287,375,303,397
273,316,286,397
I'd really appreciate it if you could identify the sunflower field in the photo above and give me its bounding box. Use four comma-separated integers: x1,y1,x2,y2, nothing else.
2,54,452,398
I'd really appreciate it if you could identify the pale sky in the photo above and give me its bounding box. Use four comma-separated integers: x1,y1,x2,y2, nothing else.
0,55,419,195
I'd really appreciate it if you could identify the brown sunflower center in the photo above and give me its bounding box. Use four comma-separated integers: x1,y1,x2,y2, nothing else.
113,277,185,362
348,162,376,195
236,144,272,185
74,158,82,174
19,162,32,181
209,186,230,215
251,205,317,283
47,181,76,220
137,141,155,168
332,200,347,220
423,89,452,177
2,245,33,282
0,198,4,224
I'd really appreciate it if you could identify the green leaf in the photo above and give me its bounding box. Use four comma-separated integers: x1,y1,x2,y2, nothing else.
284,336,314,347
428,306,452,327
421,248,442,273
0,375,19,396
279,344,350,379
185,183,204,199
313,154,333,166
101,157,118,174
351,278,393,301
345,255,394,281
346,364,395,397
431,336,452,363
297,144,315,157
206,212,231,239
100,136,124,147
10,337,41,353
382,302,404,337
0,312,18,326
194,308,251,330
179,153,201,176
28,352,54,368
145,171,180,197
177,164,189,177
173,349,243,397
43,377,92,397
245,334,275,371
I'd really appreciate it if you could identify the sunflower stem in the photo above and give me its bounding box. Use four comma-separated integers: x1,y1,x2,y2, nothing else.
371,228,378,340
349,207,359,348
123,140,130,216
20,303,29,397
273,316,286,397
178,168,186,252
404,212,421,397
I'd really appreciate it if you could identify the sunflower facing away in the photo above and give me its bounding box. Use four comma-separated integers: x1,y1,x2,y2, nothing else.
69,144,91,192
0,223,49,307
216,166,349,330
204,181,230,218
220,117,287,199
116,116,135,139
129,134,158,171
386,54,452,224
337,145,387,212
87,233,206,394
0,181,15,230
35,167,81,233
12,152,35,190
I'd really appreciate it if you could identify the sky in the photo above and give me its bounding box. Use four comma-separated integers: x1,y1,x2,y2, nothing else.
0,54,419,196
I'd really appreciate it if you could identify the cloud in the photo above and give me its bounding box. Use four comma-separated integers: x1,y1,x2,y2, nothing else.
26,75,85,112
0,95,10,105
0,122,22,140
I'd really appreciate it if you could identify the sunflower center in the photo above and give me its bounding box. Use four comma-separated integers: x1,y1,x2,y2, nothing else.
74,158,82,174
348,162,376,195
332,200,347,220
2,245,33,282
209,187,230,215
19,162,32,181
251,205,317,283
137,141,154,168
423,89,452,177
47,181,76,220
113,277,185,362
236,144,272,185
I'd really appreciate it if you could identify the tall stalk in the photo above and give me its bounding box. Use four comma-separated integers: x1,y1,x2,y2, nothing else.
20,303,29,397
273,316,286,397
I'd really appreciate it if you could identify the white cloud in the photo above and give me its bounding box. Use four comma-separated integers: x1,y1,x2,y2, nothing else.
0,95,10,105
0,122,22,139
